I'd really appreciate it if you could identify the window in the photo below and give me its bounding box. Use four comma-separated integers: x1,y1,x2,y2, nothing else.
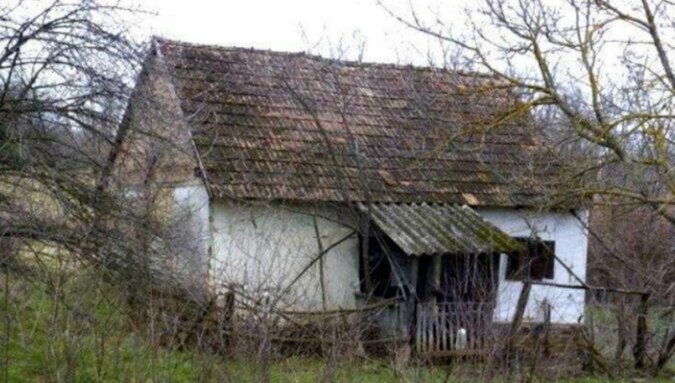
506,238,555,281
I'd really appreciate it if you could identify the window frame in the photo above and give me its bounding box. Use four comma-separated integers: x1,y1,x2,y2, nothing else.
505,237,555,282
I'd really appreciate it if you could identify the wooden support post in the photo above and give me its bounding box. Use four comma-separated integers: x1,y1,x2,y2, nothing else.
409,258,419,297
431,255,442,302
409,257,419,353
543,301,552,357
504,282,532,361
359,218,372,295
510,282,532,336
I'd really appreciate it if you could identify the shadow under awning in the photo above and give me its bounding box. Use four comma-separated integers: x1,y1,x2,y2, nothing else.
357,202,522,256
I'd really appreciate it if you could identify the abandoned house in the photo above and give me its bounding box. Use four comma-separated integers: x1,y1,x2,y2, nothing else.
119,38,589,355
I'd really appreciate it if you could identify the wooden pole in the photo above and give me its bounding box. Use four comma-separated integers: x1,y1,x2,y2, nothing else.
431,255,442,302
510,283,532,336
528,280,647,296
504,282,532,361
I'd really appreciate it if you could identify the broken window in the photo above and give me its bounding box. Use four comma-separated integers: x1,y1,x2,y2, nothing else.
506,238,555,281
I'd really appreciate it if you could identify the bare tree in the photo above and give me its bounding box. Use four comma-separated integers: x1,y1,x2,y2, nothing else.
0,2,224,380
380,0,674,218
380,0,675,374
0,0,145,263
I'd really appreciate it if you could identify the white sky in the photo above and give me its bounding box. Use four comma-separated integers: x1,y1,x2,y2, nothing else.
139,0,461,65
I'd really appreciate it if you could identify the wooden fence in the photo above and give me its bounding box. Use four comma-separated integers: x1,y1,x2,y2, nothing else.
415,301,494,356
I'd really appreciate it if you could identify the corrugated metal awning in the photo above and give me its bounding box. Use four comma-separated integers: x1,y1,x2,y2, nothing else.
357,202,521,256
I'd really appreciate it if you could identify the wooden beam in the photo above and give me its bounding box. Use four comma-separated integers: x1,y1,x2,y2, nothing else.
528,280,648,297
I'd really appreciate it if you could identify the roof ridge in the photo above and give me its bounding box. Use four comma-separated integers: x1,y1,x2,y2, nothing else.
153,36,497,80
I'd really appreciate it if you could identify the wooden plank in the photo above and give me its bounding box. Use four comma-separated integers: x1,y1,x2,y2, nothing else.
441,304,448,350
449,321,455,351
434,304,440,353
428,349,485,358
449,303,454,351
423,303,429,354
448,304,454,351
428,304,433,353
422,304,428,354
415,304,421,354
415,300,498,356
431,303,435,353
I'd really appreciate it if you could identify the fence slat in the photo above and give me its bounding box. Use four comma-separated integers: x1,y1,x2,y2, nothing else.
414,301,493,356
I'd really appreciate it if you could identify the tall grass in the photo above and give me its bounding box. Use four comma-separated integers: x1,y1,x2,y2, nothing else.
1,256,672,382
0,257,453,382
2,265,201,382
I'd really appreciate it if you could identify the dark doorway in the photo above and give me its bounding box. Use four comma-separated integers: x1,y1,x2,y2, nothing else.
415,257,432,301
358,228,409,299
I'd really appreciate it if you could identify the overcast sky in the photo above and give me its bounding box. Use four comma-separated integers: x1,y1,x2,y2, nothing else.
140,0,462,65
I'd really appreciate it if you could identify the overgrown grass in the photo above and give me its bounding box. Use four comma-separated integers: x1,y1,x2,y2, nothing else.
587,304,675,373
2,265,198,382
0,258,452,382
1,259,671,382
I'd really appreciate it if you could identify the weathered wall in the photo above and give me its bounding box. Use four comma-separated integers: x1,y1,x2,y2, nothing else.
163,192,589,322
210,201,361,311
477,208,589,325
165,182,211,294
117,49,198,187
119,49,211,295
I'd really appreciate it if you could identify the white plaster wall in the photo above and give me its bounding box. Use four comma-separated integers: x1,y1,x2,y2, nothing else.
161,182,211,293
211,201,360,311
166,193,588,322
477,208,589,325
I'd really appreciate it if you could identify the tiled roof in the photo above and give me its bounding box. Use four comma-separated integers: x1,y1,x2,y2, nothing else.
358,203,522,255
155,39,559,206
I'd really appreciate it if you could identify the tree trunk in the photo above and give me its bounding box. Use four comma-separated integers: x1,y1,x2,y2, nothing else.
614,301,627,362
633,293,650,370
